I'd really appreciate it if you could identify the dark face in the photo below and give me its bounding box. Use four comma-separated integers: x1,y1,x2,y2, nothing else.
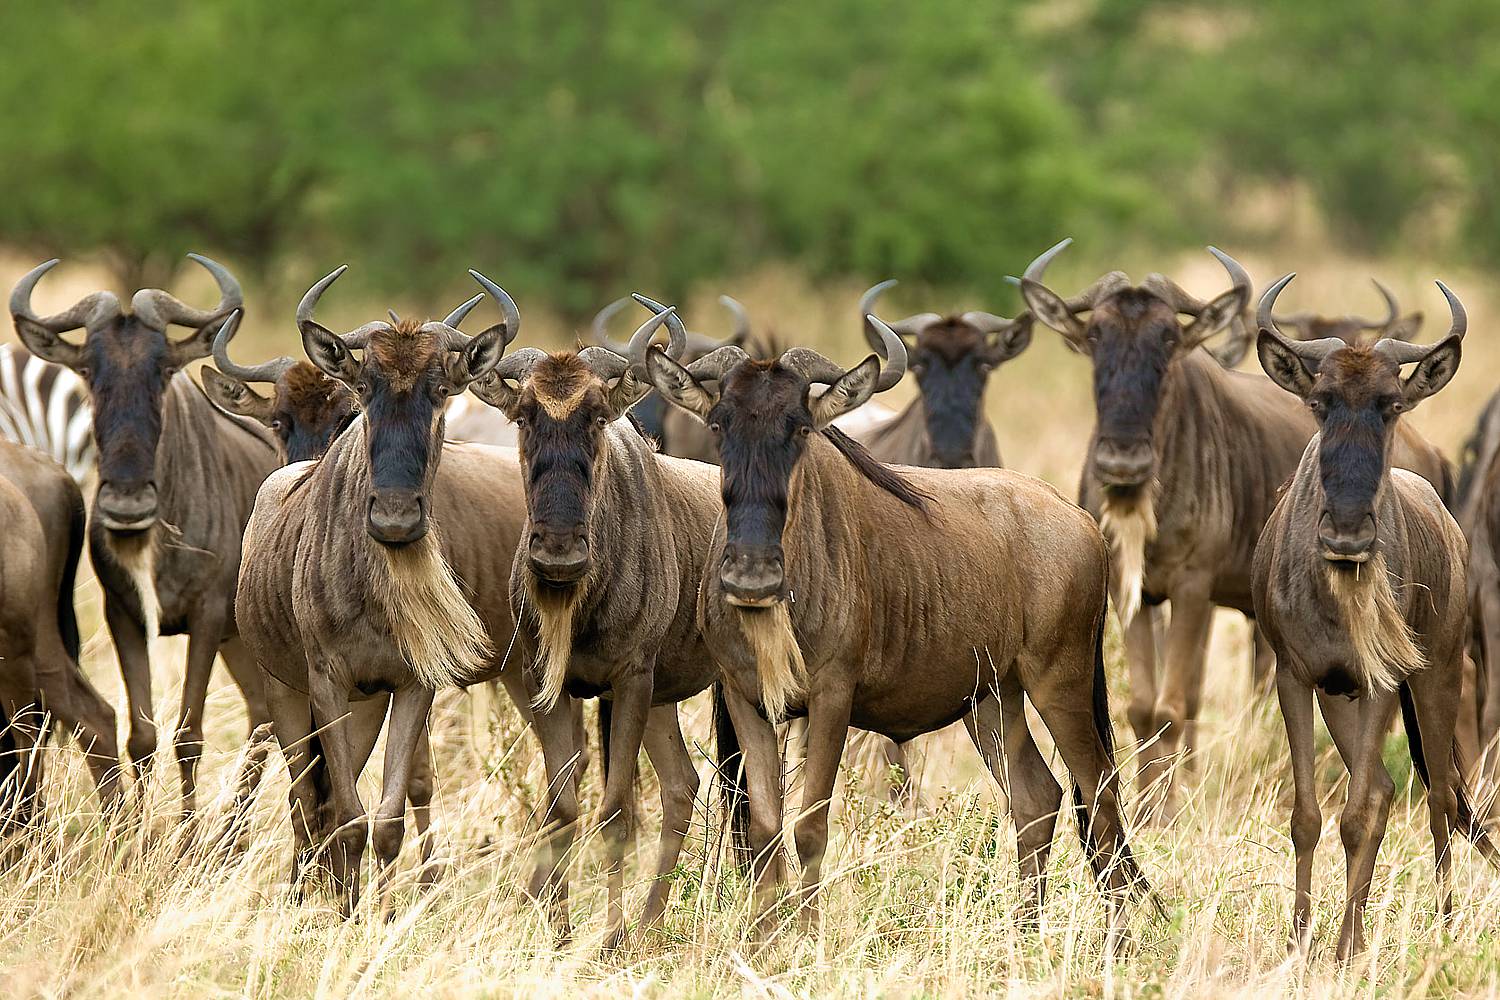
1082,292,1183,490
707,362,813,606
1303,351,1406,563
512,356,614,584
909,323,995,469
273,364,359,463
77,318,178,532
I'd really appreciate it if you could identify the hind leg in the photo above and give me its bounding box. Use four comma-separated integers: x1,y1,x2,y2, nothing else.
1406,667,1460,923
1319,691,1398,960
1121,606,1160,795
965,676,1062,929
0,672,46,834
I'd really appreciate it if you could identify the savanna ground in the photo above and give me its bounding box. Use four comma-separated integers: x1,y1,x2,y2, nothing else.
2,242,1500,998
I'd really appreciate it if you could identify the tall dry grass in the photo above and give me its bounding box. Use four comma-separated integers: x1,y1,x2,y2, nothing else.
2,243,1499,997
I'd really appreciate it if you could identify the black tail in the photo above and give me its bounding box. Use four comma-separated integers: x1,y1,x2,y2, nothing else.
1073,610,1162,913
1398,681,1500,865
597,698,612,783
712,681,752,869
58,483,86,662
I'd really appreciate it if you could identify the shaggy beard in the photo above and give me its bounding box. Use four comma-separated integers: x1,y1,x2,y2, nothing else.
108,530,160,643
523,577,581,714
735,602,808,723
1099,487,1158,628
1324,552,1425,695
371,530,493,690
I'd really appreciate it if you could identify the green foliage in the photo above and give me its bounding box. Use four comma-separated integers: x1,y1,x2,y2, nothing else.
1,1,1495,309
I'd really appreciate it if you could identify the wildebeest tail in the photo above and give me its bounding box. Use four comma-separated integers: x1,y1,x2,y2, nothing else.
1073,607,1165,915
597,698,612,783
58,482,86,661
1399,680,1500,866
711,681,752,869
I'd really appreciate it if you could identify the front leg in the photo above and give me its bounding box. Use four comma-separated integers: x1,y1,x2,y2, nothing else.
306,656,367,917
1141,577,1214,821
1120,604,1160,790
369,682,435,917
1276,667,1319,953
793,677,855,927
719,680,787,928
175,612,229,820
636,704,700,934
526,693,583,942
104,595,155,791
598,667,653,952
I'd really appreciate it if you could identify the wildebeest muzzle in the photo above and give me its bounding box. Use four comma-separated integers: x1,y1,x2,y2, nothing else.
367,490,428,546
720,542,785,607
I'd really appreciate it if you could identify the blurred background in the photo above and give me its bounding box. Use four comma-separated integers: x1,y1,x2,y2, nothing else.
2,0,1497,480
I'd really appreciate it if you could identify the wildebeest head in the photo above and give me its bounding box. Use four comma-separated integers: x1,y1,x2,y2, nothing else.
647,308,913,607
11,255,243,532
202,309,369,463
591,293,753,444
1269,279,1423,347
297,266,513,546
1020,239,1251,492
1257,273,1465,565
471,295,686,584
859,279,1031,468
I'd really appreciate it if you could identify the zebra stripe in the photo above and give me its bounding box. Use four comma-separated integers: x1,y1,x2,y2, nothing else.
0,343,94,484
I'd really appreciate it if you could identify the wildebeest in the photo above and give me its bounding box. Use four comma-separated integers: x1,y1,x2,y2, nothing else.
237,266,527,914
1458,389,1500,787
11,256,278,815
1019,240,1451,818
1251,274,1498,958
850,280,1032,469
469,295,735,948
644,313,1153,939
0,438,121,823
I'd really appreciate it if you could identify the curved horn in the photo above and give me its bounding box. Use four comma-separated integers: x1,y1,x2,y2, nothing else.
1022,238,1129,313
1362,279,1400,330
213,312,296,384
488,346,549,384
388,309,402,324
629,293,688,361
859,279,897,318
859,279,937,352
10,259,122,332
1208,246,1253,306
131,253,243,331
444,293,484,329
581,304,680,379
682,344,751,383
1371,280,1466,364
295,265,386,348
590,296,632,352
719,294,751,342
960,310,1022,334
866,315,909,391
809,312,909,389
467,269,522,346
1257,273,1345,364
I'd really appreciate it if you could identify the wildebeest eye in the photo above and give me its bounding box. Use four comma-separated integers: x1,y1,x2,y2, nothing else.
357,381,371,395
1307,398,1325,415
77,365,91,378
270,419,283,430
797,425,812,438
595,415,607,429
708,422,721,435
514,416,528,430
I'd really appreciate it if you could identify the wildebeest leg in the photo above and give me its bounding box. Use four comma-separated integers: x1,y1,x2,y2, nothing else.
215,638,277,842
1456,650,1482,792
306,658,366,917
720,681,786,928
964,677,1062,929
1319,690,1398,961
0,677,45,833
265,673,320,892
35,640,121,809
370,683,434,918
1276,668,1319,953
173,613,229,820
793,680,854,927
104,596,155,792
408,722,440,887
1141,580,1213,822
599,670,652,952
1249,620,1275,698
218,636,272,736
637,704,700,934
882,739,914,806
1478,587,1500,790
1121,605,1159,792
527,694,582,942
1406,667,1459,925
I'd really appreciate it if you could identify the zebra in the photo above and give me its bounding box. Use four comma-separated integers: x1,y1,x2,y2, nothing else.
0,343,94,484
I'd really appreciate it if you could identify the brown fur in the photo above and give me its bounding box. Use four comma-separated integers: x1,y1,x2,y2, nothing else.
367,322,440,392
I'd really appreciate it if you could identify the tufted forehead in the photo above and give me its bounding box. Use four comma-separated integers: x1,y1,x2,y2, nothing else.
1093,287,1178,328
366,320,443,392
719,359,806,420
1316,348,1401,404
280,361,352,413
525,352,604,419
915,320,985,364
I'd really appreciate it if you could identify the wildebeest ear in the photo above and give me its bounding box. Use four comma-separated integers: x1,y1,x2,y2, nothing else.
1181,287,1246,352
13,318,86,370
1256,330,1316,398
447,327,506,388
166,317,225,368
984,317,1033,366
299,320,360,385
468,372,523,419
646,346,717,419
1402,337,1461,408
201,367,276,423
810,355,880,429
1019,279,1087,348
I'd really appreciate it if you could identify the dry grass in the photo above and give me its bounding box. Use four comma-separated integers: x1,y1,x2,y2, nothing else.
3,243,1500,997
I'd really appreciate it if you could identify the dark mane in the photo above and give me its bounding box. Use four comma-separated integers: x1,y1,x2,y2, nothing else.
822,424,931,512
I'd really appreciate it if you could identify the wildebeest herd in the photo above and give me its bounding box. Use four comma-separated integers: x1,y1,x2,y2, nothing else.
2,242,1499,960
